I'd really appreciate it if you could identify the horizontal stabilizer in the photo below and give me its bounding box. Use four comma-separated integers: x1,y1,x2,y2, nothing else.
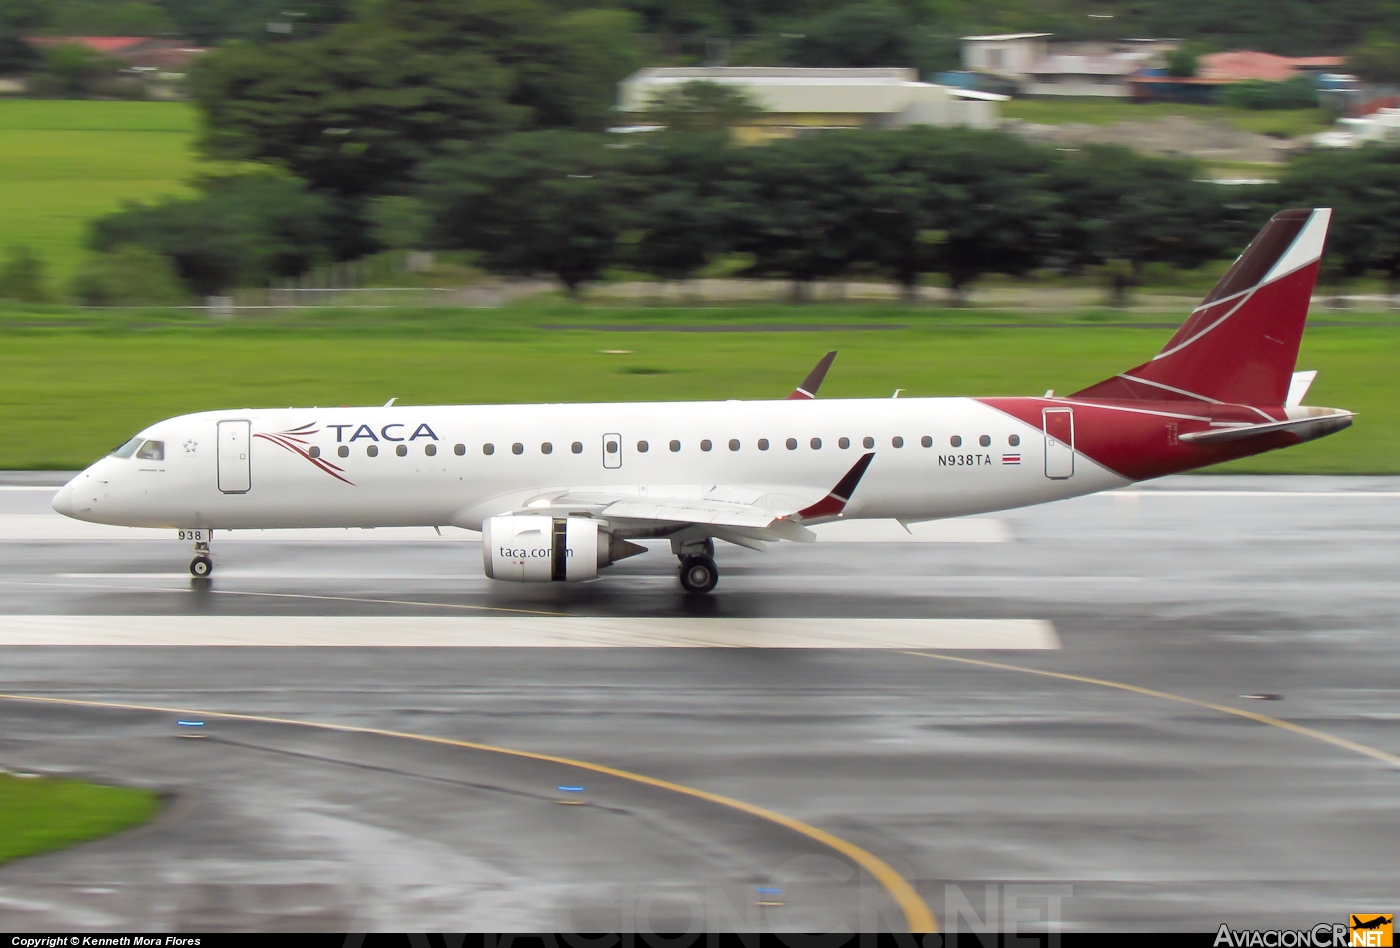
1178,411,1353,445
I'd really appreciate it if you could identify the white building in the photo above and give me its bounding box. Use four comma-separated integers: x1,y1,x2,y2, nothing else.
616,67,1003,142
961,33,1174,98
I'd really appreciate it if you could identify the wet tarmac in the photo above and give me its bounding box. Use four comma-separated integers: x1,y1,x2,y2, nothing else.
0,474,1396,932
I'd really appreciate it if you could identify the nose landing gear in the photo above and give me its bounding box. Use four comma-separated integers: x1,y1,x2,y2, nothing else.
183,530,214,578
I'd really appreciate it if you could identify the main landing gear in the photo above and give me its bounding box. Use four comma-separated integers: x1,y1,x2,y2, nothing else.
678,555,718,594
673,536,719,594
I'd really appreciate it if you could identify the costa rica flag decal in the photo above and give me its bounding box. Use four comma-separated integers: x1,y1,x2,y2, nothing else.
1002,454,1022,465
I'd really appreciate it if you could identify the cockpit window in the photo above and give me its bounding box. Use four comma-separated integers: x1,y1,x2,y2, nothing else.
110,437,143,459
135,440,164,461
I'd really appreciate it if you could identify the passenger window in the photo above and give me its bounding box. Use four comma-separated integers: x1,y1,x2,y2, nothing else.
729,439,740,451
453,443,464,456
838,437,850,449
542,442,553,454
810,437,822,450
482,443,494,455
638,440,649,452
979,435,991,447
892,436,903,448
309,445,322,458
338,445,349,458
758,438,769,450
1009,434,1021,446
110,436,143,459
669,440,681,452
863,436,874,449
367,444,378,457
920,436,932,448
512,443,524,455
785,438,797,450
572,442,583,454
395,444,407,457
136,440,164,461
425,443,437,457
950,435,962,448
701,439,712,452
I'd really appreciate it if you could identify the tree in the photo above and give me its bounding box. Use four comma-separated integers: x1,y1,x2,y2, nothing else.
623,131,741,284
724,132,886,299
784,4,916,69
0,245,50,303
68,246,187,305
1277,145,1400,296
419,131,630,295
89,175,340,296
1348,33,1400,85
1218,76,1318,111
39,43,122,96
1046,145,1245,305
191,0,641,197
915,129,1059,302
1166,45,1198,78
640,81,762,134
367,195,430,251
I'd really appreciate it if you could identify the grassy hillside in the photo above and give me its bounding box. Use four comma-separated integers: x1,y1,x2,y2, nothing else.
1002,99,1330,140
0,100,221,284
0,300,1389,473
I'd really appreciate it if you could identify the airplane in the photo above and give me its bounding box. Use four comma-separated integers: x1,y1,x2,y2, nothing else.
52,208,1353,594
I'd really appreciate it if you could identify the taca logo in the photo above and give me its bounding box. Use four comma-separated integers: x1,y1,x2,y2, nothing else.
328,424,438,443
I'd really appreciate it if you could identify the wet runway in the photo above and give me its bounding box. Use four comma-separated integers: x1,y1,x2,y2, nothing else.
0,474,1397,932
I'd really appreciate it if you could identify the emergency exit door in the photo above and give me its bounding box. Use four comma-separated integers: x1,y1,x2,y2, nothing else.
218,420,251,493
1043,408,1074,479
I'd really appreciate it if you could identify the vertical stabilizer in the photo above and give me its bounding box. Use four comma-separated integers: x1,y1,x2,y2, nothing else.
1074,208,1330,406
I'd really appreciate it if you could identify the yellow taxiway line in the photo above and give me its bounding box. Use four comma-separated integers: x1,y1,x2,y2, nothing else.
906,651,1400,768
0,691,937,933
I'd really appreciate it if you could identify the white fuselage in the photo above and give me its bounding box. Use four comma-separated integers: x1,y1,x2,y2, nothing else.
52,397,1128,532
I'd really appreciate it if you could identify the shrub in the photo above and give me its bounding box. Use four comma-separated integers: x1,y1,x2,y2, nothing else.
68,246,187,306
0,245,50,302
1219,76,1318,110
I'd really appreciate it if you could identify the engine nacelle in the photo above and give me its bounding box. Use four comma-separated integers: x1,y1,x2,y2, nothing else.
481,516,644,582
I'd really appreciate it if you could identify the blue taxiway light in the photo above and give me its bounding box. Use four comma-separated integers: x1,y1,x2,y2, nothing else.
756,887,782,894
176,721,204,727
558,785,585,792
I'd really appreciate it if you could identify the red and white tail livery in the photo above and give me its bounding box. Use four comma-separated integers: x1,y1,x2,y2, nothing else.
53,209,1352,593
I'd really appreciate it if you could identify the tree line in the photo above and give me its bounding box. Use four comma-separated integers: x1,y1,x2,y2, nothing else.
62,125,1400,304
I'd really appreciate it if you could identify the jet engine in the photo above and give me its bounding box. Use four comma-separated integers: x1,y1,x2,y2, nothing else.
482,515,646,582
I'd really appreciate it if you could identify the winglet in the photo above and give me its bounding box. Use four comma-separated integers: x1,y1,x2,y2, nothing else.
787,351,837,400
793,452,874,520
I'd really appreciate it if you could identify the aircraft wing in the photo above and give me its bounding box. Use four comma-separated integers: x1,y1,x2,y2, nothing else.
502,453,875,548
788,351,837,399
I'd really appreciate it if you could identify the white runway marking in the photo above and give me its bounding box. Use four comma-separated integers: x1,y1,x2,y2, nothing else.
0,514,1010,543
0,615,1060,649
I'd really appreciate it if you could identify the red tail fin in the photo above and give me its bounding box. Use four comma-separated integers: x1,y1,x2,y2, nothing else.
1074,208,1330,406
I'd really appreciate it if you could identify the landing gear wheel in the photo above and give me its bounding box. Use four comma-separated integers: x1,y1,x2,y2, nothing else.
190,555,213,578
678,555,718,594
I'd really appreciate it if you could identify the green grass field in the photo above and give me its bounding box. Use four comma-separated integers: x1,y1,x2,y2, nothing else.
0,100,217,284
1002,99,1330,139
0,300,1391,473
0,772,160,864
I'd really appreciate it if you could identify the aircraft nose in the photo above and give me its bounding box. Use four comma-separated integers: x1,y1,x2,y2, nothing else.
51,482,75,518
